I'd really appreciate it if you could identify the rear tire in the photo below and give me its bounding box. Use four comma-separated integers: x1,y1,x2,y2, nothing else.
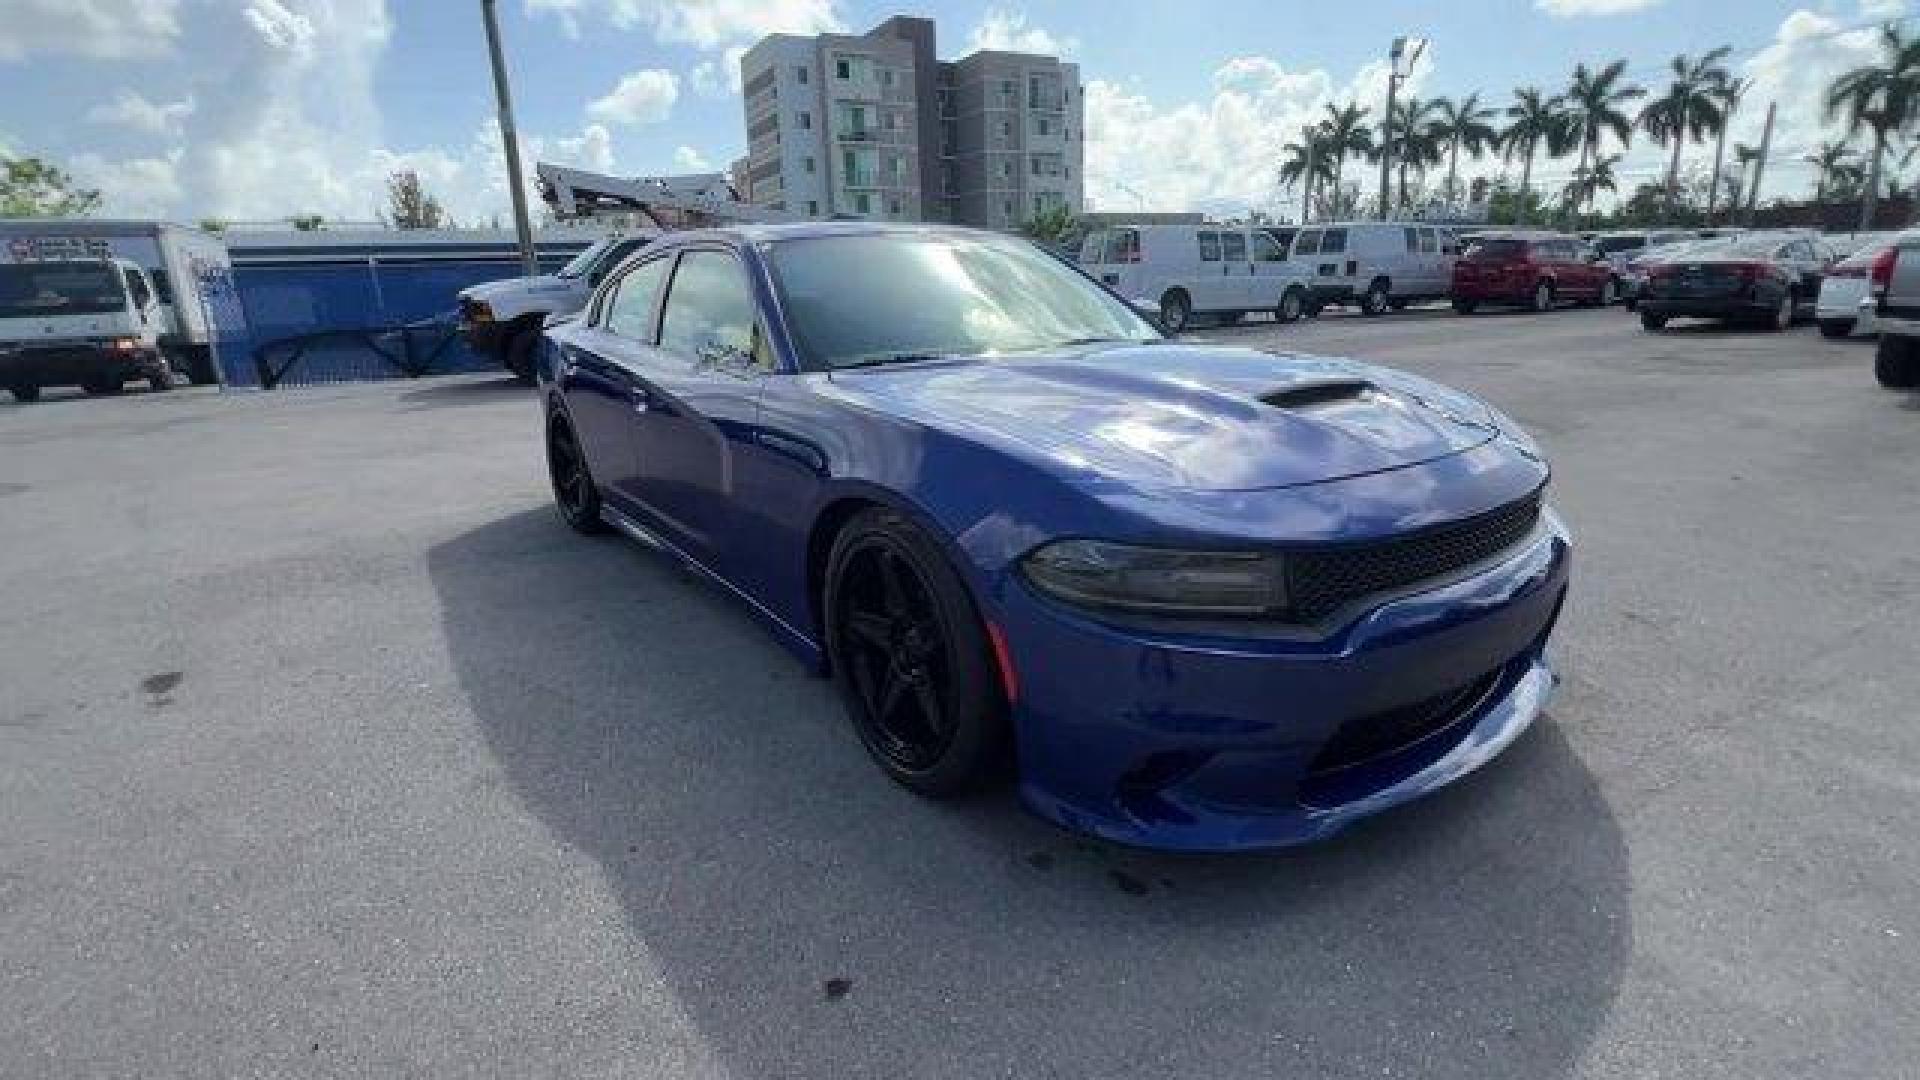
1596,278,1618,307
1818,318,1854,339
1359,280,1391,316
1875,335,1920,388
148,366,175,393
1766,290,1794,333
81,375,124,396
1452,299,1478,315
1640,311,1668,333
1275,286,1305,324
1531,280,1554,313
8,385,39,403
824,507,1008,797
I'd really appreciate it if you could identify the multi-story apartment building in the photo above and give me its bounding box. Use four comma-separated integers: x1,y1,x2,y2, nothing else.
738,16,1083,229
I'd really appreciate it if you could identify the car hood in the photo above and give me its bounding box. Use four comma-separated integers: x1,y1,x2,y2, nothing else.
824,344,1504,492
458,274,574,303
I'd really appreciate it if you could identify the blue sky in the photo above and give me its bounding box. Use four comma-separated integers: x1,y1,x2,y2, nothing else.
0,0,1910,224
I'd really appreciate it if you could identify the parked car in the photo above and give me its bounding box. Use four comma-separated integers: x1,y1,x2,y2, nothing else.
1620,238,1704,311
1077,224,1313,332
1286,221,1459,315
0,258,184,401
1816,234,1906,338
1594,229,1698,302
1450,231,1614,313
1636,232,1828,333
1867,236,1920,387
540,221,1570,852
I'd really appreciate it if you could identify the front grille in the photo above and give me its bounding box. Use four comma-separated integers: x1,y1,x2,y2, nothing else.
1287,491,1543,622
1308,663,1508,778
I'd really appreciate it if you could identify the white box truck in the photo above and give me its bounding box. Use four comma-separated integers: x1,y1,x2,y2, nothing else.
1,219,230,398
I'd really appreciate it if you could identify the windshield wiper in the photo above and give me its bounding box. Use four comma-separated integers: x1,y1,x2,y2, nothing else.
832,352,959,370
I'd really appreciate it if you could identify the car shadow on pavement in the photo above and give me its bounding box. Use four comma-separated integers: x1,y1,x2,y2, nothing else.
394,375,530,411
428,508,1631,1080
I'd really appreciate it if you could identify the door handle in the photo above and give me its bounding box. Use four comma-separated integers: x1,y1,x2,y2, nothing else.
629,385,652,413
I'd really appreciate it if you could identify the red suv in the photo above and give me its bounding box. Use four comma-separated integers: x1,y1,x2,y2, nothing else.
1451,231,1615,313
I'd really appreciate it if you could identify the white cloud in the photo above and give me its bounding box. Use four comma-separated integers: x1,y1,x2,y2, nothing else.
524,0,843,49
1534,0,1662,15
0,0,181,60
967,8,1076,57
690,45,746,99
672,145,712,171
587,69,680,126
85,90,196,135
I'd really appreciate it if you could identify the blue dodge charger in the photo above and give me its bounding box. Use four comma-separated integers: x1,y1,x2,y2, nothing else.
538,222,1570,853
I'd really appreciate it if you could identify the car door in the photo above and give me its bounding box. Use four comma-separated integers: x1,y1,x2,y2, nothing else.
1781,237,1824,305
1217,229,1256,311
1250,228,1298,306
626,246,773,568
558,253,673,507
1193,229,1229,311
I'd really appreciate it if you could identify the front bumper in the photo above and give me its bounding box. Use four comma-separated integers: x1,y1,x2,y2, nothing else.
1639,291,1776,319
1000,509,1572,852
0,343,159,386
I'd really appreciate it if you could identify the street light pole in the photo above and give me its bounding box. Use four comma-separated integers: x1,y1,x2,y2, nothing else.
1376,37,1424,220
481,0,538,278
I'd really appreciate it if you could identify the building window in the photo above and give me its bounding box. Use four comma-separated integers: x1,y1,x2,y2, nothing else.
1037,117,1050,136
798,110,811,129
1002,160,1014,180
882,69,894,86
804,156,815,174
797,66,809,84
854,192,872,214
836,58,851,79
807,200,819,216
1003,199,1014,218
1000,119,1012,139
1001,79,1014,97
888,197,901,215
884,111,897,131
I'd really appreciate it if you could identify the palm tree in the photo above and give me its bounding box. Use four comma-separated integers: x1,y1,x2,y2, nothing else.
1502,86,1569,224
1319,101,1375,219
1731,141,1762,218
1704,76,1749,223
1562,151,1622,212
1432,93,1501,207
1802,139,1856,202
1386,96,1446,212
1564,60,1645,213
1279,124,1333,223
1826,23,1920,229
1638,47,1732,215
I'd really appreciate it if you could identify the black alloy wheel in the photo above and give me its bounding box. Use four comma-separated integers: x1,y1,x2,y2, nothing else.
825,509,1005,796
546,412,605,533
1159,290,1191,333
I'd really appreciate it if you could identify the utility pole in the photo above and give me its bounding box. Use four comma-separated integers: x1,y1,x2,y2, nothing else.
1302,125,1318,224
1745,100,1775,229
1377,37,1424,221
482,0,538,277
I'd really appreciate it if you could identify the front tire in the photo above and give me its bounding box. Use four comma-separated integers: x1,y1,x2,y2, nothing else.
1158,289,1191,334
148,367,174,392
1275,286,1305,324
1597,278,1617,307
505,329,538,386
1359,280,1391,316
81,375,124,396
1876,335,1920,388
1640,311,1668,333
546,410,606,534
8,384,39,403
824,508,1007,797
1818,318,1854,339
1532,280,1554,313
1765,290,1794,333
1452,298,1478,315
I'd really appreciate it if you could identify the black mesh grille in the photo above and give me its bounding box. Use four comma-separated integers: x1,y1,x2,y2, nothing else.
1308,663,1507,778
1287,491,1543,622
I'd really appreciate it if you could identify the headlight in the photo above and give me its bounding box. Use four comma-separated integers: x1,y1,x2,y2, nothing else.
467,300,494,323
107,337,139,351
1022,539,1288,617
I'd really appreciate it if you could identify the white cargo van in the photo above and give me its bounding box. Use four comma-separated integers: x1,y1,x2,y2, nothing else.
1287,221,1459,315
1077,224,1314,332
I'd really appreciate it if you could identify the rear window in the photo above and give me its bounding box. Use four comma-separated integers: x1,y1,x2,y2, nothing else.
1594,236,1645,255
1080,229,1137,264
1465,238,1528,261
1321,228,1348,254
1199,231,1222,262
1077,231,1107,264
1293,230,1321,257
1220,231,1247,262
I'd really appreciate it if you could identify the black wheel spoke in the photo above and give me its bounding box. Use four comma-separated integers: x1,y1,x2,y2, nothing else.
847,611,891,648
912,679,945,736
878,550,909,617
876,667,907,721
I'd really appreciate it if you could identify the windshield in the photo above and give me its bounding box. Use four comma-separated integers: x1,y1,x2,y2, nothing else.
1594,236,1644,255
0,262,127,318
556,238,614,279
766,232,1161,370
1687,236,1785,258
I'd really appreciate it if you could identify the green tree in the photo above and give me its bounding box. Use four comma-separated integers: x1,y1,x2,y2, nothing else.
1501,87,1569,224
385,169,445,230
1432,93,1500,208
1,155,101,217
1562,151,1622,217
1319,101,1375,221
1279,123,1333,223
1825,22,1920,229
1564,60,1645,214
1704,76,1750,223
1638,47,1732,215
1802,140,1856,201
1385,96,1445,213
1020,203,1078,249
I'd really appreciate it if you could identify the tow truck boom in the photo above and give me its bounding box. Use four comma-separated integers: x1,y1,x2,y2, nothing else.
534,162,792,227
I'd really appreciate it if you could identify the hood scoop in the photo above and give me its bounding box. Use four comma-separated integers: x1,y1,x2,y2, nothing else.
1259,377,1376,411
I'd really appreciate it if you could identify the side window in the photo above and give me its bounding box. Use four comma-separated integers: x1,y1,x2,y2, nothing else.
1220,231,1247,262
592,237,647,284
149,268,173,303
1439,231,1458,255
601,255,672,340
1251,231,1284,262
1789,239,1816,261
1419,228,1438,254
659,250,761,368
1110,229,1139,263
1198,231,1222,262
1294,230,1321,257
1405,227,1420,253
124,267,152,310
1322,228,1348,254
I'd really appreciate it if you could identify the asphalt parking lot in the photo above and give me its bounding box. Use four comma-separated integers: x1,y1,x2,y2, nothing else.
3,305,1916,1079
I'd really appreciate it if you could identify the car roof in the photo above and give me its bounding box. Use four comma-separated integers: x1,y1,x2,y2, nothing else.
666,220,1004,247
